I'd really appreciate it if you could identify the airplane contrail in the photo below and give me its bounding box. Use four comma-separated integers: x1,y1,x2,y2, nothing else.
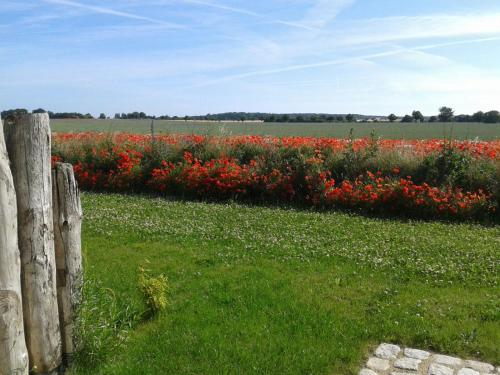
43,0,185,28
179,0,322,31
192,36,500,87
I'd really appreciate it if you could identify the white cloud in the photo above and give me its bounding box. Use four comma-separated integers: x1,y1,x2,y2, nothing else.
198,10,500,87
0,1,37,12
180,0,322,31
339,13,500,45
391,49,451,68
43,0,185,28
192,36,500,87
301,0,356,29
181,0,260,17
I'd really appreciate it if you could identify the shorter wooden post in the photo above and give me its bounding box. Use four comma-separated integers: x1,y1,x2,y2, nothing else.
52,163,83,363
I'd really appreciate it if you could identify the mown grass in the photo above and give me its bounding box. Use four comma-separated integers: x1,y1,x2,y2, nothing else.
71,193,499,375
51,119,500,140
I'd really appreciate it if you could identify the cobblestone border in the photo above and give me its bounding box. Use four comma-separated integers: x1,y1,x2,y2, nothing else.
360,343,499,375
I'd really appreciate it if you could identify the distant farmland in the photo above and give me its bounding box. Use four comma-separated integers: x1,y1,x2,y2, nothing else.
50,119,500,140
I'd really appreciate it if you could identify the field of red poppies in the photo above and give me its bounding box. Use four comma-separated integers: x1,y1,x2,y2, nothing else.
52,132,500,220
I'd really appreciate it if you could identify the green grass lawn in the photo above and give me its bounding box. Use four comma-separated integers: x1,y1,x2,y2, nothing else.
51,119,500,140
72,193,499,375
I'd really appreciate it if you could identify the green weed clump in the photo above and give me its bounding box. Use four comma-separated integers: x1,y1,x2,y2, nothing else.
138,261,169,317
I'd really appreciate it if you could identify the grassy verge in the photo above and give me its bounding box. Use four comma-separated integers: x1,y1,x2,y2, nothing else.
70,193,499,375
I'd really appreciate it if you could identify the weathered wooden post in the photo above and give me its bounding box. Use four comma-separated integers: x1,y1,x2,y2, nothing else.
52,162,83,363
4,113,62,374
150,118,155,141
0,116,29,375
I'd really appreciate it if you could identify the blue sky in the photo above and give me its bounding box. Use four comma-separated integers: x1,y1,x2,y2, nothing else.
2,0,500,116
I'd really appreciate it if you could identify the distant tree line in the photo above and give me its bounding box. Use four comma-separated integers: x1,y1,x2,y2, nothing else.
2,107,500,124
49,112,94,119
262,114,356,123
114,112,155,120
154,113,357,122
0,108,94,120
389,107,500,124
183,112,269,121
155,108,500,123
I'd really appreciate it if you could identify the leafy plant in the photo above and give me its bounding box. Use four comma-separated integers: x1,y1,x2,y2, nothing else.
138,260,169,317
419,141,473,187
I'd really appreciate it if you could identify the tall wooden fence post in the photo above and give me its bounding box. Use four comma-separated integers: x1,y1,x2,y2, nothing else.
4,113,62,374
52,162,83,363
0,116,29,375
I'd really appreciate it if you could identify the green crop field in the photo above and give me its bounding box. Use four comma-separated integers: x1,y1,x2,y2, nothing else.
51,119,500,140
70,193,500,375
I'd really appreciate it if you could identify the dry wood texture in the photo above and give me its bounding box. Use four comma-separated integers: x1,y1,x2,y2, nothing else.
52,162,83,362
0,116,29,375
4,113,62,373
